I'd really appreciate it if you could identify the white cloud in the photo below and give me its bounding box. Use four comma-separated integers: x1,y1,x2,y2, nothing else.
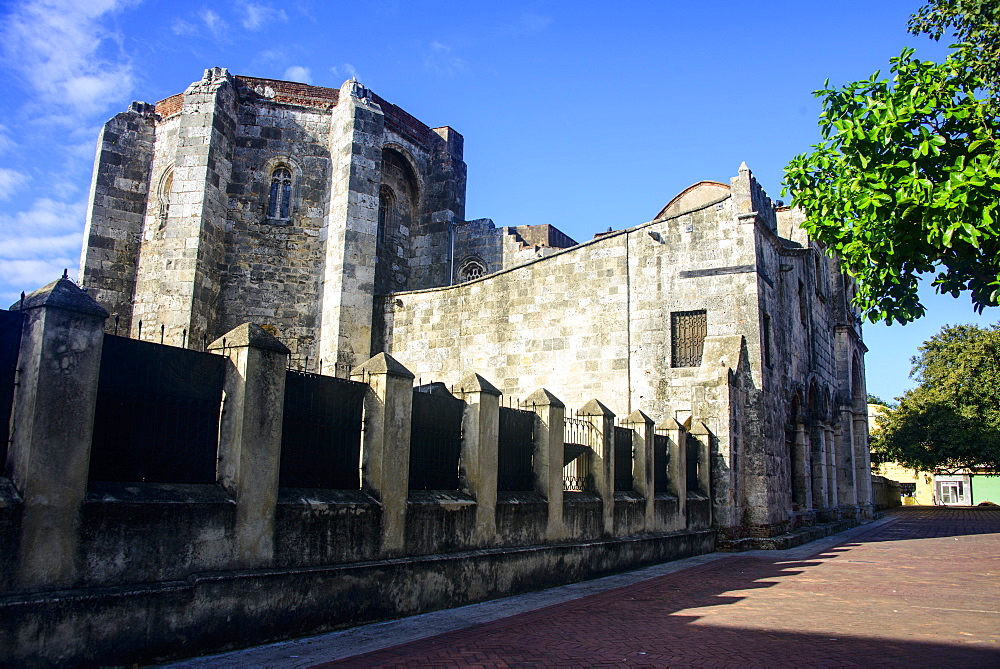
0,124,15,155
171,18,198,36
331,63,360,82
0,197,86,300
0,168,30,199
241,2,287,31
200,8,226,39
282,65,312,84
0,0,136,118
424,42,467,76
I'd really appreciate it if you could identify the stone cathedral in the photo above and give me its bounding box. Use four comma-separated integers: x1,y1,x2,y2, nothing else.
80,67,873,540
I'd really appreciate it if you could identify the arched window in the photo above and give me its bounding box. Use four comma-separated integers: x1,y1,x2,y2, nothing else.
268,166,292,219
157,168,174,227
458,257,486,282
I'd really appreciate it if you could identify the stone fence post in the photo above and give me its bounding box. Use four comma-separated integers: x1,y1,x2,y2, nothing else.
525,388,565,540
689,421,713,505
623,410,655,530
209,323,289,568
579,399,615,536
454,373,501,544
7,278,108,589
351,352,413,556
658,418,687,530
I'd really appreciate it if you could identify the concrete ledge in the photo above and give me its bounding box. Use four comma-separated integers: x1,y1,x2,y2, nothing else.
717,517,866,551
0,529,716,665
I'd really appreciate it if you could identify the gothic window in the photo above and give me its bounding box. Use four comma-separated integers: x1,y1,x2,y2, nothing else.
670,310,707,368
457,257,486,282
267,166,292,220
157,168,174,228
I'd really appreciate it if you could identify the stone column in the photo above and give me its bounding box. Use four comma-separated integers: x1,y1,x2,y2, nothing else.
825,424,839,510
319,80,386,374
836,408,858,510
79,101,158,334
579,399,615,536
209,323,289,568
130,67,237,346
454,373,501,544
8,278,108,589
525,388,566,540
351,352,414,555
853,413,874,516
810,422,829,513
623,410,655,530
689,421,713,503
793,421,813,513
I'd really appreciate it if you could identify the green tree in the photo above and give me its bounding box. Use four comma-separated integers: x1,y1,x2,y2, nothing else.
872,323,1000,473
866,393,890,406
783,2,1000,324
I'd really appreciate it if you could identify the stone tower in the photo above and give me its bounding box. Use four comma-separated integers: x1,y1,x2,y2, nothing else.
80,68,467,373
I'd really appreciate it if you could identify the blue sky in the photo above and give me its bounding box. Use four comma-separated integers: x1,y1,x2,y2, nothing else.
0,0,996,401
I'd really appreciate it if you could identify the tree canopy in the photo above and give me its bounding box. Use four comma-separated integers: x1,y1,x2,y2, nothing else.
783,1,1000,324
871,322,1000,473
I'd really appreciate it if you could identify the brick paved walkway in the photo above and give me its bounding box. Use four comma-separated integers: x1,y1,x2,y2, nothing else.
317,507,1000,668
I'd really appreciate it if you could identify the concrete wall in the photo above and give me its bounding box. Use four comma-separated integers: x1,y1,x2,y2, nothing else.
0,278,718,664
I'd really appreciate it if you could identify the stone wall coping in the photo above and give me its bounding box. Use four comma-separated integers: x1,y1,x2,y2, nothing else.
208,323,291,355
622,409,654,426
386,194,734,298
10,278,109,319
578,398,615,418
351,352,415,379
524,388,564,409
455,373,501,397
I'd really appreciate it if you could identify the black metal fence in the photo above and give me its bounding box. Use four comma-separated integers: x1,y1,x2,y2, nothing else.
280,370,367,489
89,334,226,483
497,406,534,491
613,426,634,492
653,432,670,493
563,413,594,491
409,389,464,490
0,310,25,467
686,433,701,494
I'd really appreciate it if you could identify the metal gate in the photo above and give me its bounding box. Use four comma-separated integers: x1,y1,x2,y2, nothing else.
653,432,669,493
614,426,634,491
0,310,24,467
497,406,534,491
89,334,225,483
409,390,464,490
686,433,701,494
280,370,366,489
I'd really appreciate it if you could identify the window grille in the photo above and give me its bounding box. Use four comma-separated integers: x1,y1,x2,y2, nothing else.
458,258,486,282
268,166,292,219
671,310,707,368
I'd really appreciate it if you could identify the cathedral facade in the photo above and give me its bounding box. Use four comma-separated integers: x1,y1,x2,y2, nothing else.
80,68,873,538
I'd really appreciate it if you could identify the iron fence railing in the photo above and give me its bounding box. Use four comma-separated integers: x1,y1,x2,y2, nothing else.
409,388,464,490
0,309,25,466
279,370,367,489
563,413,595,492
89,334,225,484
613,425,634,492
653,430,670,493
686,433,701,494
497,405,534,491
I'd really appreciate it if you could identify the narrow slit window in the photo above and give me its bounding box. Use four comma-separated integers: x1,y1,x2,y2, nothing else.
671,310,707,368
